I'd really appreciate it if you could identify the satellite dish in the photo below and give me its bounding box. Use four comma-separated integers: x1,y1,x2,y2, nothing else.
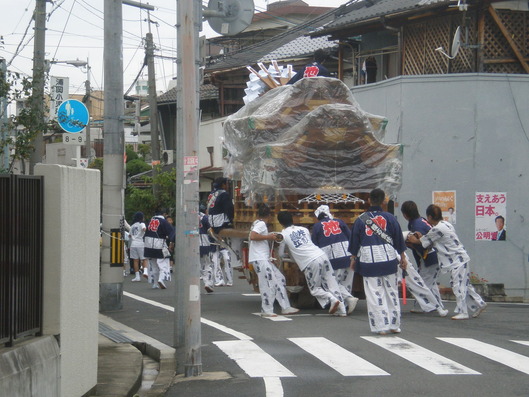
451,26,461,58
204,0,255,36
435,26,462,60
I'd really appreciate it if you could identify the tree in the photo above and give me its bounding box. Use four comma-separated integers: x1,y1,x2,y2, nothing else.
125,167,176,221
0,68,57,173
126,158,151,177
125,144,138,162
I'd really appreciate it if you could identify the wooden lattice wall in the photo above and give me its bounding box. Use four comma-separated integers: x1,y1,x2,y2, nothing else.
484,9,528,74
403,14,475,75
402,9,528,76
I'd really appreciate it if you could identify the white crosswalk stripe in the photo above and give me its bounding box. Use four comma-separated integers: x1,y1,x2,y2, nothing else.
289,337,389,376
438,338,529,375
512,340,529,347
363,336,480,375
213,340,296,378
215,337,529,379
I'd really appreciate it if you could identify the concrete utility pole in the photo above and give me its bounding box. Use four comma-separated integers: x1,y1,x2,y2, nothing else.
146,29,160,197
100,0,156,312
84,59,92,164
29,0,47,174
1,58,9,171
100,0,125,311
174,0,202,377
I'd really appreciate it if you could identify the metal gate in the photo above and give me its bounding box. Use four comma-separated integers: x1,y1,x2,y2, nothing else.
0,174,44,346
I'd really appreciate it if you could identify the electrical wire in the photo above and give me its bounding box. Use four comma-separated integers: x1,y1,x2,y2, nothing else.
124,63,147,96
52,0,77,61
155,22,169,91
6,11,33,66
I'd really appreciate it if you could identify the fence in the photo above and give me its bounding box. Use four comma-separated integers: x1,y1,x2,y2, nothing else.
0,174,44,346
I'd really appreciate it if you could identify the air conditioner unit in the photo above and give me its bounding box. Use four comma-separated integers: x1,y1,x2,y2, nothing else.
162,150,174,164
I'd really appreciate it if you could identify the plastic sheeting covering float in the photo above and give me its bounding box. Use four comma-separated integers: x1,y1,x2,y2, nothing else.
223,77,402,203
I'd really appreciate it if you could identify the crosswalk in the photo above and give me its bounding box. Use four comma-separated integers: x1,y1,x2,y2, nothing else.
214,336,529,378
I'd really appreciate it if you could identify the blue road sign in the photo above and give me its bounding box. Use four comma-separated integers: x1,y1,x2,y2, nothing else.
57,99,89,133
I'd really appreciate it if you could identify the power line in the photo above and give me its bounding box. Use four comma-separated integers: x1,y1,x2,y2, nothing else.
52,0,76,61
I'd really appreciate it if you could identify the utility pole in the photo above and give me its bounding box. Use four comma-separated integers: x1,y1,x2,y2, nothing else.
100,0,156,312
146,28,160,197
174,0,202,377
84,59,92,164
100,0,125,311
1,58,9,171
29,0,47,174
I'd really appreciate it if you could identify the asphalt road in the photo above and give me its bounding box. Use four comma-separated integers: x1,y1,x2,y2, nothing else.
106,270,529,397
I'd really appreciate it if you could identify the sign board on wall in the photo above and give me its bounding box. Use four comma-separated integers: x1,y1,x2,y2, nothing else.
475,192,507,241
50,76,69,119
432,191,456,224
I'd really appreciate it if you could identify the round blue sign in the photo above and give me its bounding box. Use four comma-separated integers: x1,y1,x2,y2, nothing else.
57,99,89,133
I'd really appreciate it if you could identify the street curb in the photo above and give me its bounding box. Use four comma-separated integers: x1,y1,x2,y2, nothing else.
99,314,177,397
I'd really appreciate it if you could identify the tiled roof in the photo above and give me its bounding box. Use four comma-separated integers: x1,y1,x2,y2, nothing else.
205,6,338,72
258,35,337,62
157,84,219,105
314,0,452,34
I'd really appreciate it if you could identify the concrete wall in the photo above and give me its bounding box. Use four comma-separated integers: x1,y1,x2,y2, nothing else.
199,117,228,193
0,336,60,397
351,74,529,300
35,164,101,396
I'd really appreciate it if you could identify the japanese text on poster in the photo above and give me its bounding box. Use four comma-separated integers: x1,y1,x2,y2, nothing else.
475,192,506,241
432,191,456,224
184,156,198,184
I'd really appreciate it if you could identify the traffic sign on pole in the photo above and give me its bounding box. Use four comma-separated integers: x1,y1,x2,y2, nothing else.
57,99,90,133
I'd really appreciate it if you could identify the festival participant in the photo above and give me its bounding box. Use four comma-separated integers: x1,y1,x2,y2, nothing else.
400,201,446,314
207,177,234,286
408,204,487,320
249,205,299,317
311,205,358,314
129,211,147,282
349,189,408,334
207,177,234,234
287,49,331,85
277,211,354,317
199,208,215,293
144,210,174,289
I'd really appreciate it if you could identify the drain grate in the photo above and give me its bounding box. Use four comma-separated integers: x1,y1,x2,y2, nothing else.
99,322,134,343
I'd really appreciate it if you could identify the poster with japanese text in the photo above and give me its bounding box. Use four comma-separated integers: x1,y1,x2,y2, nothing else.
432,191,456,224
475,192,507,241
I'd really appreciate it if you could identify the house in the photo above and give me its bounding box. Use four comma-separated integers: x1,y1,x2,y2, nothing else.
205,0,341,115
311,0,529,83
305,0,529,299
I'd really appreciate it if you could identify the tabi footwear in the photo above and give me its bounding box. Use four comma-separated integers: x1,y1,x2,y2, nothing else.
261,312,278,318
345,297,359,314
472,303,487,318
451,313,469,320
329,300,340,315
437,308,449,317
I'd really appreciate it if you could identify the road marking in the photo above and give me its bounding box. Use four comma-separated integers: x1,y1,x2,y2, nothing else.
439,338,529,375
213,340,296,378
363,336,480,375
243,293,261,297
252,313,292,321
124,291,252,340
264,377,284,397
512,340,529,347
289,337,389,376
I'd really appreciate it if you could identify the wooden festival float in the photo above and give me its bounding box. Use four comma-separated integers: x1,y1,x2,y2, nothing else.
216,72,403,307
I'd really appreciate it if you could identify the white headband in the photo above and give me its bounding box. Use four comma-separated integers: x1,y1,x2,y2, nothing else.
314,205,333,220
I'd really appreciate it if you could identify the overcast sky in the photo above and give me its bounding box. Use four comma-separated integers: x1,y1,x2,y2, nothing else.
0,0,348,98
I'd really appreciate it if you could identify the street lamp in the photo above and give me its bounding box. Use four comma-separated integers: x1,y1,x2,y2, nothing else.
50,58,92,164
